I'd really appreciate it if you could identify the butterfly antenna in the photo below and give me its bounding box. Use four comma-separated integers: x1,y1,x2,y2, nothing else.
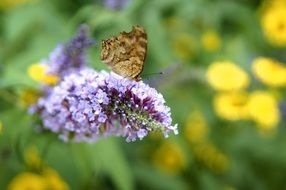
141,72,164,77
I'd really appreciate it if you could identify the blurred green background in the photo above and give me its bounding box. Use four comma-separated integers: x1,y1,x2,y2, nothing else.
1,0,286,189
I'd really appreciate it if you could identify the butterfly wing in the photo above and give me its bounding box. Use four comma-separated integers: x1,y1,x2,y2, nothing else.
101,26,147,80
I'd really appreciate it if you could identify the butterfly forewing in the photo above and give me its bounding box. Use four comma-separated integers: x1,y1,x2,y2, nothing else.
101,26,147,80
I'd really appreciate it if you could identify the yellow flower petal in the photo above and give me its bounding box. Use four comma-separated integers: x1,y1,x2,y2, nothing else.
252,57,286,87
8,172,47,190
247,91,280,128
213,92,249,121
8,169,69,190
206,61,249,91
261,5,286,46
28,63,59,85
44,168,69,190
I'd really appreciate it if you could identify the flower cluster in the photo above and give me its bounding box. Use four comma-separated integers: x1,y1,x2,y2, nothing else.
36,69,177,142
43,25,94,79
29,25,177,143
206,60,281,129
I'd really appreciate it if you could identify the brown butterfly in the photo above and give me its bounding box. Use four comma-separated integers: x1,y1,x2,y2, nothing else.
101,26,147,81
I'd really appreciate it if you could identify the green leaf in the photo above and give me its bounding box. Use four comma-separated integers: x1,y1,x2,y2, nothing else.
89,138,134,190
133,162,189,190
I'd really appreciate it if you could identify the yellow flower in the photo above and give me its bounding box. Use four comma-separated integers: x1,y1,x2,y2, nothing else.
201,31,221,52
261,5,286,46
19,89,41,108
247,91,280,129
192,142,229,173
213,92,249,121
24,146,43,169
44,168,69,190
28,63,59,85
206,61,249,91
171,33,196,60
185,111,208,144
153,142,186,173
0,0,35,10
7,172,47,190
252,57,286,87
8,169,69,190
9,144,69,190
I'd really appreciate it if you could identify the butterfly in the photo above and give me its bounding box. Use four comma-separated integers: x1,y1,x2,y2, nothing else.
101,26,147,81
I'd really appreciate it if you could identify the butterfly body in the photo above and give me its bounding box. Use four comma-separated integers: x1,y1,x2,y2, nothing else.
101,26,147,80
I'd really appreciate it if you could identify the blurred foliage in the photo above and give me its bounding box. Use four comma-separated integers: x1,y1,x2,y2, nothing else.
1,0,286,190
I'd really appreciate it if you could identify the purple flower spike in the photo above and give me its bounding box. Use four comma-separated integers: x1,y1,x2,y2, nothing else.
44,25,95,78
36,69,178,142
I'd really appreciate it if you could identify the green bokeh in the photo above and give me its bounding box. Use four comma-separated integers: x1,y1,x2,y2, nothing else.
1,0,286,190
